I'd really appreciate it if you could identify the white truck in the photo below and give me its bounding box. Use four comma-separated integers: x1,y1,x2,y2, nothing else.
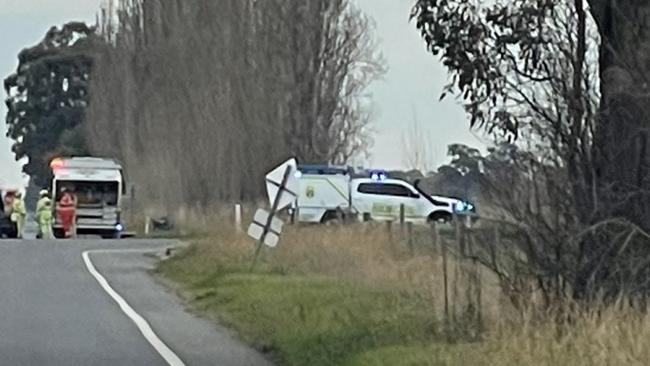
50,157,127,238
291,164,475,224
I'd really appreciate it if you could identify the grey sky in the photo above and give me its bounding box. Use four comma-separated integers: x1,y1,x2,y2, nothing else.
0,0,483,189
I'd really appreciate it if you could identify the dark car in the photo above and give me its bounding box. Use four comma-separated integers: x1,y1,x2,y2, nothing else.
0,191,18,239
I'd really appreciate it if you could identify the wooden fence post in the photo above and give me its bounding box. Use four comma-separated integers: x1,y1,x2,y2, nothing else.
431,222,439,253
399,204,405,236
441,236,450,338
235,204,242,232
386,221,393,243
407,222,414,255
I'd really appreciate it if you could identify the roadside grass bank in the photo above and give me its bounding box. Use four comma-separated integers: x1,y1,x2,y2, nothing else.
157,224,650,366
157,224,480,365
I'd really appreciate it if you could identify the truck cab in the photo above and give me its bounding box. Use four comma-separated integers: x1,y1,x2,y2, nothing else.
50,157,126,238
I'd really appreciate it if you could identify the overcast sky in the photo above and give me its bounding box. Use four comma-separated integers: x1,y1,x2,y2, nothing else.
0,0,484,189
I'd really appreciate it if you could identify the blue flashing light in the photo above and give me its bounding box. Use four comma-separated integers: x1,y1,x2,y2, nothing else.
369,170,388,181
454,201,476,213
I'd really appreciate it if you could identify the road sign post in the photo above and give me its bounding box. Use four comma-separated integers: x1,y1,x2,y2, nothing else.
249,161,296,272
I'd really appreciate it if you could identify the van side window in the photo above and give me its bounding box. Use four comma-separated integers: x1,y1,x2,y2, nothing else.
357,183,414,197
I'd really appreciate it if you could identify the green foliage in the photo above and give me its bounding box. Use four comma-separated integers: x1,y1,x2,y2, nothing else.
412,0,559,138
4,22,97,187
410,0,606,156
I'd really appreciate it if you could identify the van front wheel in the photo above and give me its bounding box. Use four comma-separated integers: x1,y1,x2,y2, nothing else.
428,212,452,224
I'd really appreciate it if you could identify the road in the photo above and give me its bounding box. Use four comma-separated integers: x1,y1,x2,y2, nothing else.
0,238,273,366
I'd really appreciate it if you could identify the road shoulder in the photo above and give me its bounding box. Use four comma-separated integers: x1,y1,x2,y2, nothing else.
87,248,274,366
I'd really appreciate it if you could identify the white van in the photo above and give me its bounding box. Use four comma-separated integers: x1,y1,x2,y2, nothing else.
291,164,475,224
50,157,126,238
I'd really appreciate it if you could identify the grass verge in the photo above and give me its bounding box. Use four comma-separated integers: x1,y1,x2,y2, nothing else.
158,246,445,365
156,224,650,366
156,223,485,365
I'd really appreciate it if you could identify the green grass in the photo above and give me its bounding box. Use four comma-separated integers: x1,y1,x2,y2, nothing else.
157,245,445,366
157,224,650,366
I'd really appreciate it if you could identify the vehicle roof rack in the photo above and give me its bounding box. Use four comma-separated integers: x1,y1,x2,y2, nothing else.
297,164,353,175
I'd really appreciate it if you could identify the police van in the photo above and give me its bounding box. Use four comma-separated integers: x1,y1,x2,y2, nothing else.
291,164,475,224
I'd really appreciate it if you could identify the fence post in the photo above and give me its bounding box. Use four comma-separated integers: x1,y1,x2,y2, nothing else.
466,229,481,334
470,233,483,333
441,236,450,339
235,204,242,232
399,204,405,236
431,222,439,253
407,222,414,255
386,221,393,243
144,215,150,236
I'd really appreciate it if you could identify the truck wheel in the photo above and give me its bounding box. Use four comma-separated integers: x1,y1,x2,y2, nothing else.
53,228,65,239
102,231,121,239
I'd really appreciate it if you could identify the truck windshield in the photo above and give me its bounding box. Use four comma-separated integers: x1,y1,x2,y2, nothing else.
56,181,119,206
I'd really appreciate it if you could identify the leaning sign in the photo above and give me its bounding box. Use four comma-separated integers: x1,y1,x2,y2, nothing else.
265,158,299,210
247,209,283,248
247,158,298,270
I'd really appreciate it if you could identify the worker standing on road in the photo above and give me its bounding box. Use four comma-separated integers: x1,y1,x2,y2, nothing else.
11,191,26,239
3,189,15,217
56,187,77,238
36,190,54,240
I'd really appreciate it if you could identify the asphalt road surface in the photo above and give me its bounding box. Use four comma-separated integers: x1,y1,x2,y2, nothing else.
0,238,274,366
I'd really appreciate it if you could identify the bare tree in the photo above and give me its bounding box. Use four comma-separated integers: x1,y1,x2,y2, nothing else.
85,0,383,210
400,111,435,173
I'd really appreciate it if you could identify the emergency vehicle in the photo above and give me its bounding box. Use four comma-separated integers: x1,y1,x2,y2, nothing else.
291,164,475,224
50,157,127,238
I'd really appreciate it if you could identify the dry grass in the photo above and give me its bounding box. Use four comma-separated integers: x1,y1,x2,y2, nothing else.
181,220,507,321
159,219,650,365
448,305,650,366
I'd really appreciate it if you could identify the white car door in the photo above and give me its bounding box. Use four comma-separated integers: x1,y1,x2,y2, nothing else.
353,181,424,222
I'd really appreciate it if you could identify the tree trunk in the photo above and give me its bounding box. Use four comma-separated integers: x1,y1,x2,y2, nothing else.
589,0,650,229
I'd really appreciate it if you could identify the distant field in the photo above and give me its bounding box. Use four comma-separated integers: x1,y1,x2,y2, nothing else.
157,223,650,366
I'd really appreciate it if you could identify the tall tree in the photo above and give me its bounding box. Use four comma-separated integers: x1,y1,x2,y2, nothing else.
4,22,97,187
587,1,650,226
411,0,650,227
412,0,650,302
86,0,383,206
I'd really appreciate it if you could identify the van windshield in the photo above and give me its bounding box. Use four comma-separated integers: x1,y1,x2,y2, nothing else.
56,181,119,206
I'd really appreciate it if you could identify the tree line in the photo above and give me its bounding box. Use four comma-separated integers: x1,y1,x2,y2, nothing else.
4,0,384,207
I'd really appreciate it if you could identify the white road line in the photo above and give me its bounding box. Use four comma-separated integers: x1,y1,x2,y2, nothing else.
82,249,186,366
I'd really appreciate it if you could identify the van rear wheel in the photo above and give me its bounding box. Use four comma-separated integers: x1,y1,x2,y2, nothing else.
321,210,345,226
